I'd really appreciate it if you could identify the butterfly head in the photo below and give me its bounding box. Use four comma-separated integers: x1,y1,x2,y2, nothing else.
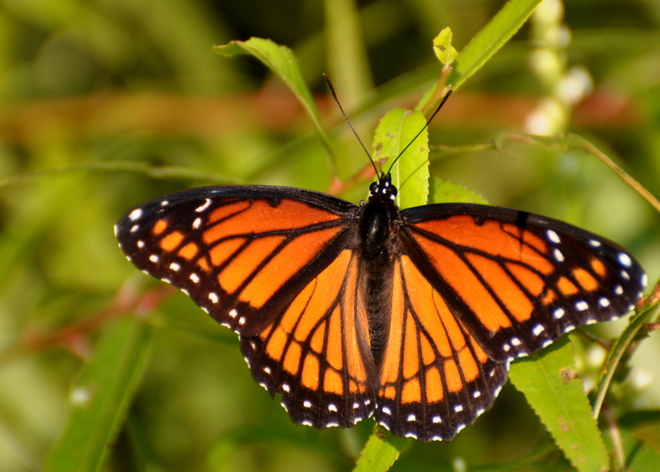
369,174,397,203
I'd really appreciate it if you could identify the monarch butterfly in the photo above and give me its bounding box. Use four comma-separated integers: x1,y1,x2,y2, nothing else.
115,167,646,442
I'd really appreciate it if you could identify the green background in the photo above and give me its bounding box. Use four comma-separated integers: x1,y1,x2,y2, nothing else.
1,0,659,471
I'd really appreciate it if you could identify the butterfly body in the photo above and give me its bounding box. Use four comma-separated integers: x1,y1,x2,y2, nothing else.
116,174,646,442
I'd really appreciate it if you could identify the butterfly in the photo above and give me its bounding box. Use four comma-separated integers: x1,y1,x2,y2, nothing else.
115,168,646,442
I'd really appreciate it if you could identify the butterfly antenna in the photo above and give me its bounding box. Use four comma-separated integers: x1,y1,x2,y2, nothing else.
386,89,453,176
323,74,381,178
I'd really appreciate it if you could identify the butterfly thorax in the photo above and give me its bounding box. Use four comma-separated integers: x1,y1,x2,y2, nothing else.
360,176,399,366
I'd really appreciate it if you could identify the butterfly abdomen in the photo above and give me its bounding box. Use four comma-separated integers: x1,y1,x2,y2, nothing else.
359,195,400,366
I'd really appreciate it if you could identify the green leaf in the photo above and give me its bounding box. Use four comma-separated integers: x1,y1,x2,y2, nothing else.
214,38,332,157
509,338,609,472
433,27,458,65
428,177,488,204
353,425,407,472
371,109,429,209
43,318,151,472
448,0,543,90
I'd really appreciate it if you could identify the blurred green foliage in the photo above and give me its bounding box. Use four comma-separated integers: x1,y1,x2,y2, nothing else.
1,0,660,471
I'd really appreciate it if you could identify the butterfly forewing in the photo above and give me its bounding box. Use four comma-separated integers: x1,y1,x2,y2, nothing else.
115,186,357,336
400,203,647,362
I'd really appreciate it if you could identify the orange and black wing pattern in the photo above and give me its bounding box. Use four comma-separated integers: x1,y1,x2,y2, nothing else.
375,254,508,441
115,186,377,427
116,183,646,443
241,247,377,428
399,203,646,362
370,203,646,441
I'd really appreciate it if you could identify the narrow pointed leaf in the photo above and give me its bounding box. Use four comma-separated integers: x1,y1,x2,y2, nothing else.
43,318,150,472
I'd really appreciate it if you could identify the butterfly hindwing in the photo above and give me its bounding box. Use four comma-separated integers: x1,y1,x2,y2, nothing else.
400,203,647,362
242,249,376,429
375,254,508,441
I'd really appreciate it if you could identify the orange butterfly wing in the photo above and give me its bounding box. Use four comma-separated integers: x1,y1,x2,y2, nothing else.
242,248,376,428
116,186,356,335
116,186,377,428
371,203,646,440
375,254,507,441
400,203,645,362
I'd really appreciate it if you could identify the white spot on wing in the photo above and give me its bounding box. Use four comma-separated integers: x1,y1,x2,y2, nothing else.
553,308,565,319
195,198,212,213
189,273,200,283
407,414,416,422
303,400,312,408
169,262,181,271
547,229,561,244
149,254,159,263
589,239,601,247
129,208,143,221
137,240,145,248
382,406,392,415
229,309,238,318
618,253,632,267
575,300,589,311
432,415,442,423
553,248,565,262
454,404,463,413
208,292,219,303
328,404,338,412
192,217,202,229
598,297,610,307
532,324,545,336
